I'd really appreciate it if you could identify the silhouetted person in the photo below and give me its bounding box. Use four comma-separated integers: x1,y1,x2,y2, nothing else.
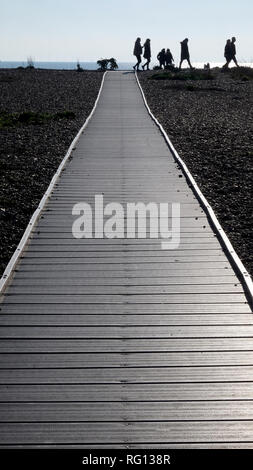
230,37,239,67
223,37,239,68
142,39,151,70
76,62,84,72
224,39,232,68
165,48,174,67
133,37,142,71
179,38,193,70
157,49,166,68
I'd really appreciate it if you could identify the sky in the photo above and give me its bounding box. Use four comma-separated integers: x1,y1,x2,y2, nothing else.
1,0,253,63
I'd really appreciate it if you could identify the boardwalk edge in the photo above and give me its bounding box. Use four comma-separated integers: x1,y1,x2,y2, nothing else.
0,72,107,294
135,71,253,309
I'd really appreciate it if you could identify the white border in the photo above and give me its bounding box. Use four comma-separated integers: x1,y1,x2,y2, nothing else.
135,71,253,308
0,71,107,294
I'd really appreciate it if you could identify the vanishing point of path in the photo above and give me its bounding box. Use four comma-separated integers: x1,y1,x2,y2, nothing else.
0,71,252,448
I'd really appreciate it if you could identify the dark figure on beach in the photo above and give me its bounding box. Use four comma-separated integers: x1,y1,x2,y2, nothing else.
157,49,166,68
224,39,232,67
224,37,239,68
165,48,174,67
133,37,142,71
179,38,193,70
142,39,151,70
76,62,84,72
230,37,239,66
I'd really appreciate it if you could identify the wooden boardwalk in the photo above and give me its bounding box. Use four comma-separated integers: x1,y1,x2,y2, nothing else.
0,71,253,448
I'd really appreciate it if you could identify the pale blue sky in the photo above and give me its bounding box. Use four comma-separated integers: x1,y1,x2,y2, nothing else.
1,0,253,63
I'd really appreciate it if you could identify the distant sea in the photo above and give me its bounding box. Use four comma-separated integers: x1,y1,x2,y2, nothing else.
1,61,253,70
0,61,134,70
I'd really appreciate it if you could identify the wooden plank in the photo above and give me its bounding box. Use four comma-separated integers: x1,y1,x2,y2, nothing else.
2,293,246,304
1,421,253,445
36,222,209,229
0,337,253,353
25,249,224,256
31,229,213,237
1,351,253,368
1,325,252,339
1,379,253,396
46,199,204,205
1,366,252,384
29,240,220,247
17,261,233,271
1,444,251,449
21,254,227,262
0,314,252,327
14,266,234,276
1,401,253,422
32,234,216,241
6,285,243,295
1,303,250,314
10,275,239,286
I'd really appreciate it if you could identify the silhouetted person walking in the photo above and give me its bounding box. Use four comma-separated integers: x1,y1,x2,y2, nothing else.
223,37,239,68
133,37,142,71
179,38,193,70
230,37,239,67
157,49,166,69
224,39,232,68
142,39,151,70
165,48,174,67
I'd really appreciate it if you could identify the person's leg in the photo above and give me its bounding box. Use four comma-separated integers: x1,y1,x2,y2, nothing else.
232,57,239,67
179,59,183,70
187,58,194,69
225,58,231,68
223,59,228,68
133,56,140,70
147,59,150,70
137,55,141,71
